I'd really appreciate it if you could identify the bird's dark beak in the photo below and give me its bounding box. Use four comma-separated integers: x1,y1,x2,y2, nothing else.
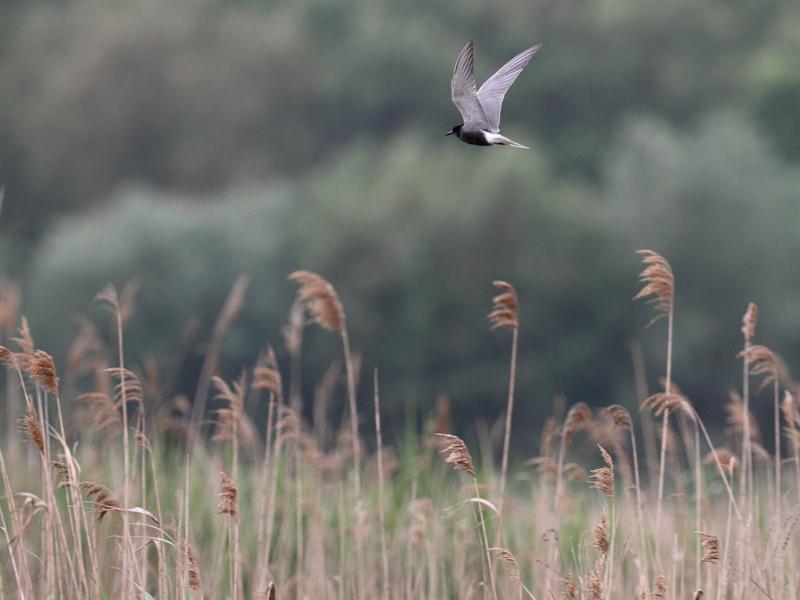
444,130,454,136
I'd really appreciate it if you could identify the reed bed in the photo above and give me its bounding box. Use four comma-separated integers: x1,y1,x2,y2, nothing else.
1,254,799,599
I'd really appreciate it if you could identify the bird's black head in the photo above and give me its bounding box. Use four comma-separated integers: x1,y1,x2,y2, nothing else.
445,124,462,136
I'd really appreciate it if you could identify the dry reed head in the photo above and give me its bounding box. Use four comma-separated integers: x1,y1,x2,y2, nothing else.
80,481,122,522
696,532,720,564
253,346,283,398
66,317,106,377
0,345,12,365
185,541,202,590
434,433,475,478
288,271,345,332
261,581,277,600
634,250,674,325
104,367,144,408
22,405,45,454
588,558,604,600
96,280,139,325
217,469,239,521
27,349,59,394
12,317,34,369
742,302,758,343
703,447,738,475
563,576,579,600
563,402,592,447
212,373,255,448
642,381,694,419
652,574,667,599
592,507,609,555
601,404,632,428
725,390,760,441
739,344,789,392
488,280,519,330
0,279,21,335
589,444,615,498
490,547,521,584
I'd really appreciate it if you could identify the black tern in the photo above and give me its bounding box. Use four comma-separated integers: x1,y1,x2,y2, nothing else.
446,40,541,149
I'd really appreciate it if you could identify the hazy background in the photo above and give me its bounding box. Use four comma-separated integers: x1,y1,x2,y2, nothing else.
1,0,799,449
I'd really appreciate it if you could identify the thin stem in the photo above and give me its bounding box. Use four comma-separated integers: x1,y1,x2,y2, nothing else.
497,325,519,538
655,305,674,531
374,370,390,600
473,477,498,600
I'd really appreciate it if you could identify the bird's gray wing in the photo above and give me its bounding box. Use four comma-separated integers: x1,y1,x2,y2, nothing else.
477,44,541,132
451,40,489,129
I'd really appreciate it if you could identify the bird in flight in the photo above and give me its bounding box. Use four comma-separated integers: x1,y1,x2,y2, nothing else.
447,40,541,149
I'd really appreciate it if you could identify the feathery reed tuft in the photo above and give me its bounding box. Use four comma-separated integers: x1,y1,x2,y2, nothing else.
22,405,44,454
696,532,720,564
185,541,202,590
217,469,239,521
490,547,521,584
634,250,674,325
589,444,615,498
488,280,519,330
80,481,122,522
592,507,609,555
563,402,592,446
651,574,667,599
742,302,758,343
433,433,475,478
27,350,59,394
253,346,283,398
288,271,345,332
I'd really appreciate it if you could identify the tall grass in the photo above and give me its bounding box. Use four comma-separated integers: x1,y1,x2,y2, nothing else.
0,258,799,598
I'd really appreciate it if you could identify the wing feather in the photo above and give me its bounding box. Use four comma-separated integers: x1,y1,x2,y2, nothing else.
477,44,541,132
450,41,489,128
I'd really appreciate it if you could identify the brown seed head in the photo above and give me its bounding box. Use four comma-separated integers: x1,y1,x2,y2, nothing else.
27,350,59,394
634,250,674,326
253,346,283,398
588,561,603,600
652,574,667,599
563,576,579,600
0,345,12,365
288,271,345,332
22,405,45,454
739,345,790,393
592,507,609,555
563,402,592,447
488,280,519,330
696,532,720,564
217,469,239,521
0,279,21,335
589,444,615,498
601,404,632,428
80,481,122,522
490,547,521,584
185,541,202,590
742,303,758,343
434,433,475,478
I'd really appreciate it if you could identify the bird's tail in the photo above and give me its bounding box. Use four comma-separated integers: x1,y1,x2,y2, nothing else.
503,137,529,150
486,132,529,149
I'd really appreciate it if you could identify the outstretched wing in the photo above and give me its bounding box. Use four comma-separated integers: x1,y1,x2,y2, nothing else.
451,40,489,129
477,44,541,132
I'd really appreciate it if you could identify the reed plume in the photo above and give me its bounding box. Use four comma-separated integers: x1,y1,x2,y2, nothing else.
635,249,675,530
489,280,520,539
289,270,363,598
435,433,497,600
696,532,720,564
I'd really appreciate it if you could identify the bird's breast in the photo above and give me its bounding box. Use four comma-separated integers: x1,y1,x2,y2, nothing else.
457,129,492,146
